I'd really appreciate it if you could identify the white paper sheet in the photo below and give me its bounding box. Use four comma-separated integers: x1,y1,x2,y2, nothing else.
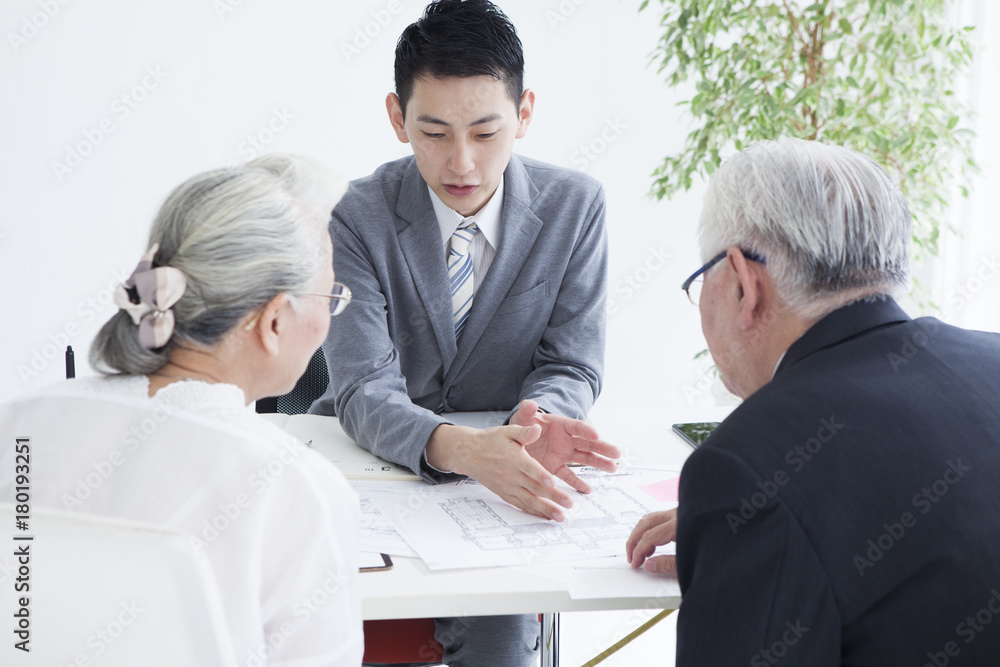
368,468,680,570
351,481,425,557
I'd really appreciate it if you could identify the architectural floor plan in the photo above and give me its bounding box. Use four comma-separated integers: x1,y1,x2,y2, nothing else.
360,468,680,570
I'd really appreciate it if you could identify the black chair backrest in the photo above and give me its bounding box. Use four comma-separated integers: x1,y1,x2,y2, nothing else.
255,347,329,415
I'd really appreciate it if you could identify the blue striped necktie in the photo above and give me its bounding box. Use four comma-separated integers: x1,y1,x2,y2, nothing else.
448,221,479,338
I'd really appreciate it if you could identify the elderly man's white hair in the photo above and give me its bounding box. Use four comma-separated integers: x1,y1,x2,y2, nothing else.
698,137,911,319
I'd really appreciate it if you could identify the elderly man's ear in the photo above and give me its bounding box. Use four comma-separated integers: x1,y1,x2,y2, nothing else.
726,247,770,331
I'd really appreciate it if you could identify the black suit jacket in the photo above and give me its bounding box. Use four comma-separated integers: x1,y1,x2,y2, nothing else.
676,298,1000,666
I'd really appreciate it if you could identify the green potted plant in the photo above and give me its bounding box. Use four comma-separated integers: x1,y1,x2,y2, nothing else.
642,0,977,267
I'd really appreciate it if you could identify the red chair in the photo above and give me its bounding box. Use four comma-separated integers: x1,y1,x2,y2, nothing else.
363,614,552,665
363,618,444,664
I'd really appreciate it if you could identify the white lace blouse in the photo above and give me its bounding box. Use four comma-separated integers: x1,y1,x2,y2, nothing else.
0,375,362,666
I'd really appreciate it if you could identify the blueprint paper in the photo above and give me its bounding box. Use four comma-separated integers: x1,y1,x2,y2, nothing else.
370,468,680,570
351,481,426,557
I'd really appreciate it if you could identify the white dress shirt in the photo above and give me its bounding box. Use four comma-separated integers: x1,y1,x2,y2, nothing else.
428,176,504,295
0,375,362,666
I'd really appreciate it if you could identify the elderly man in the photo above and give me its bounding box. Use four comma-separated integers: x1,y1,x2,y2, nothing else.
627,138,1000,665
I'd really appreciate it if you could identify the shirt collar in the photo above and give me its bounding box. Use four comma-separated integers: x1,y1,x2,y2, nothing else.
430,176,504,250
771,350,787,380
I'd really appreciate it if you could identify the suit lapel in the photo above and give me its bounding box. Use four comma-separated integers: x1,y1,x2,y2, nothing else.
446,155,542,383
394,160,458,367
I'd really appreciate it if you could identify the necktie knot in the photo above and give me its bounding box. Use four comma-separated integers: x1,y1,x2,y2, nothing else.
449,221,478,258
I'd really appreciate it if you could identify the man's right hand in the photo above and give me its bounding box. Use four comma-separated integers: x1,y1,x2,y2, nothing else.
625,509,678,574
425,423,576,521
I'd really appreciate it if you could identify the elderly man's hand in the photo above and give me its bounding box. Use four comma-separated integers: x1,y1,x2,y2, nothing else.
626,509,678,574
510,399,621,494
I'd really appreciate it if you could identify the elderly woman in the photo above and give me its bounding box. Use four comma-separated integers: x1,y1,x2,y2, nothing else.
0,154,361,664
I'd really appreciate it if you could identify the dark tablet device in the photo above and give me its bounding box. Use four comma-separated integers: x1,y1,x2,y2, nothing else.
672,422,720,449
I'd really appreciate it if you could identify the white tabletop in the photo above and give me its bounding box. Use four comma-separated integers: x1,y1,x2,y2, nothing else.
358,405,733,620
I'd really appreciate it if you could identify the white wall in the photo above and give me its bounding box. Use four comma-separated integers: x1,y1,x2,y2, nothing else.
2,0,996,410
933,0,1000,334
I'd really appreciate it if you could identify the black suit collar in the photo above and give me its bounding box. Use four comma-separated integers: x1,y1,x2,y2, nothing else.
775,297,911,377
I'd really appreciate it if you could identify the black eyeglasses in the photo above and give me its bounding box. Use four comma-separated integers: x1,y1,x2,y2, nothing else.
300,282,352,316
681,250,767,305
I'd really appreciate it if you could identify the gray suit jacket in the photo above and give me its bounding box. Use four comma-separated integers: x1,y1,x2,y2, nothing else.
310,154,607,482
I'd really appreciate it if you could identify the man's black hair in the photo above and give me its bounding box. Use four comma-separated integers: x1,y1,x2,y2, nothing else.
394,0,525,117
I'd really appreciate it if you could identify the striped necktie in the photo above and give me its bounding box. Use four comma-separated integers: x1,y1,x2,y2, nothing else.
448,221,479,338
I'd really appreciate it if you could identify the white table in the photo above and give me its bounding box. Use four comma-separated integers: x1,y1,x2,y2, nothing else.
359,407,732,620
353,405,732,667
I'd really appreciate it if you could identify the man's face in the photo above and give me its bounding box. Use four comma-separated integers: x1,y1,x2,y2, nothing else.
698,253,752,399
387,75,533,216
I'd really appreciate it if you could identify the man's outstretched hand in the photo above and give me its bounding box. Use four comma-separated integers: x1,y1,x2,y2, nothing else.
424,400,621,522
510,399,621,494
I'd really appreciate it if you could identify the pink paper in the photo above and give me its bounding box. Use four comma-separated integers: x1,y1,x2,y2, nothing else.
639,477,681,502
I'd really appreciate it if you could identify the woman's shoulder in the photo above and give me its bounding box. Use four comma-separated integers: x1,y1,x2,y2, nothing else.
30,374,149,400
151,384,355,499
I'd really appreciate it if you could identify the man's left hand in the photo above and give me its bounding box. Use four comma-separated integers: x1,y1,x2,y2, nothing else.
510,399,621,494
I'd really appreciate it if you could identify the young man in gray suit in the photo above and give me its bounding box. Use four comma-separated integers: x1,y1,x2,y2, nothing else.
627,138,1000,665
310,1,620,663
